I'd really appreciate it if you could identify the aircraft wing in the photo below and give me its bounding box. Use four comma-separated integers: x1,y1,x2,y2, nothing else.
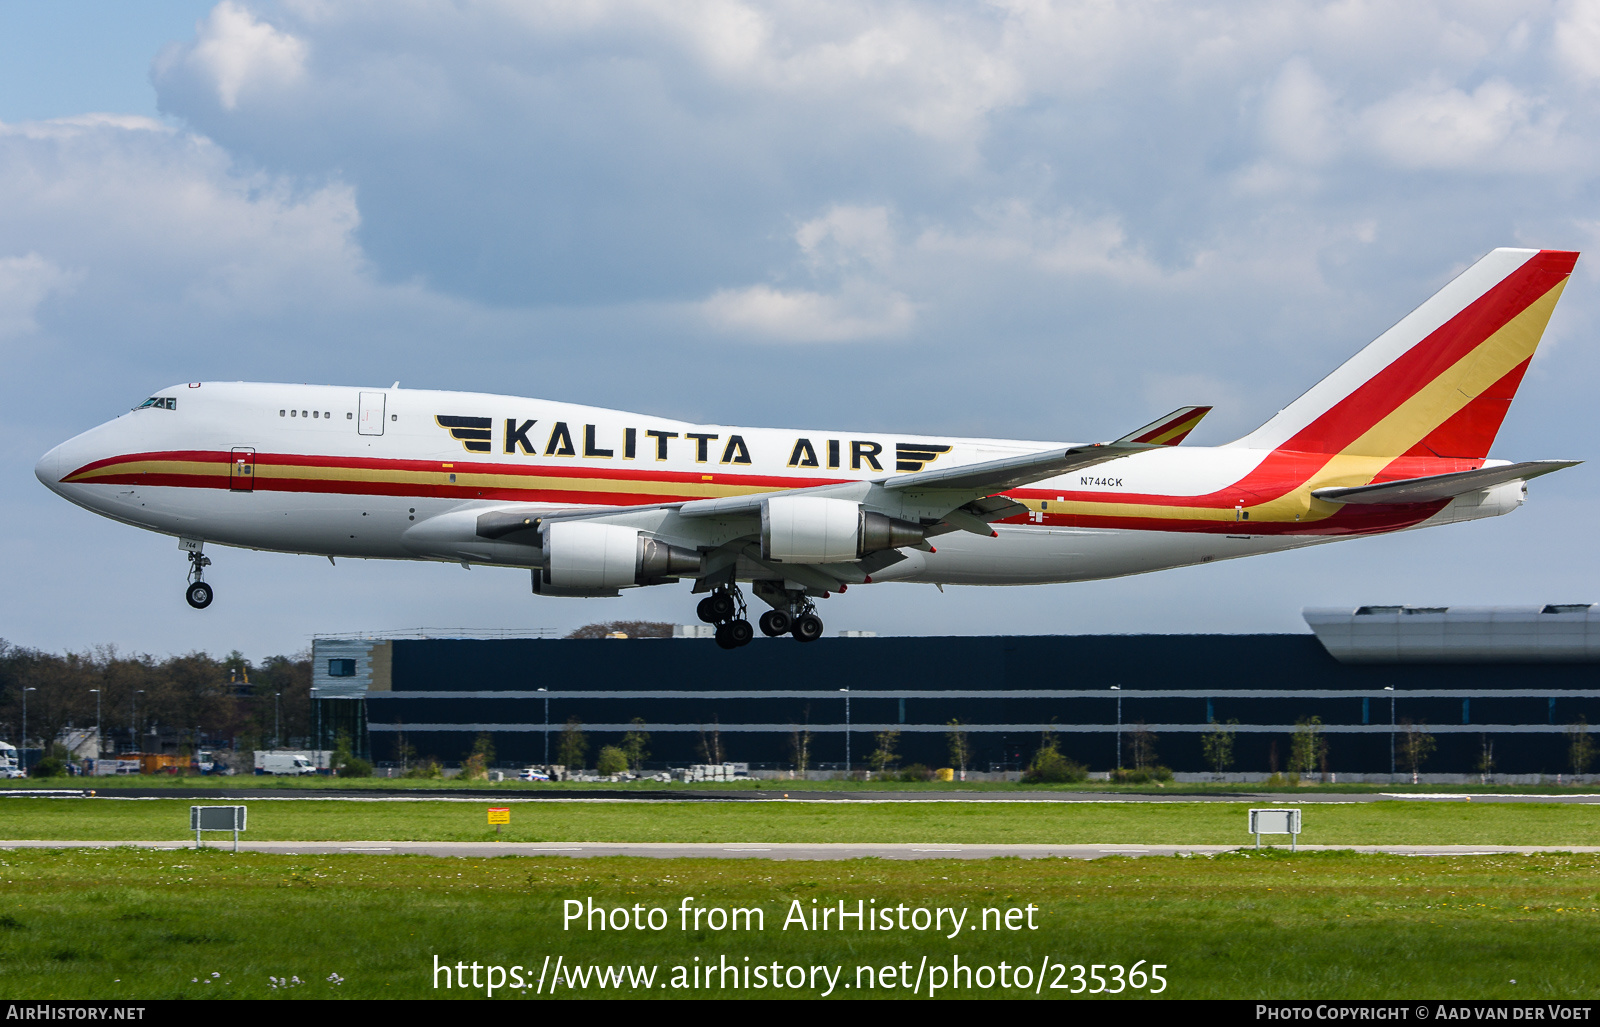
1311,460,1580,505
882,406,1211,496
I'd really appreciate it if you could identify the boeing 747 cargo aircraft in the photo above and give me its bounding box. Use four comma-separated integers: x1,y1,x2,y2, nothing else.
36,248,1581,647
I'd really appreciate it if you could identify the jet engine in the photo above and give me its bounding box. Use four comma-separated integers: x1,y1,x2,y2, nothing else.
760,496,924,564
542,521,701,589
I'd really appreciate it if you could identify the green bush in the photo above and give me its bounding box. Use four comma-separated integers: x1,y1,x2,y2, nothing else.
897,763,935,782
1023,749,1088,784
596,746,629,776
339,757,373,778
402,759,442,779
1109,765,1174,784
28,757,65,779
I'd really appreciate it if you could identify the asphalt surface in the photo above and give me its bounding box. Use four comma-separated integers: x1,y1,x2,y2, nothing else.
6,840,1600,860
6,787,1600,803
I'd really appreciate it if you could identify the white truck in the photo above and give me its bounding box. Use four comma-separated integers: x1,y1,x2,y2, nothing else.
254,751,319,776
0,741,23,779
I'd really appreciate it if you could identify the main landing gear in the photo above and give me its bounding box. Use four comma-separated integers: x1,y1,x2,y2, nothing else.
697,585,753,650
185,548,214,609
752,581,824,643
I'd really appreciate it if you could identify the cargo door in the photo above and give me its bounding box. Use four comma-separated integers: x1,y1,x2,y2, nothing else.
358,392,386,436
229,447,256,492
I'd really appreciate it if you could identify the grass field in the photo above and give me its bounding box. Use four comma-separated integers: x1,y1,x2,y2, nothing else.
5,775,1596,794
1,796,1599,845
0,848,1597,999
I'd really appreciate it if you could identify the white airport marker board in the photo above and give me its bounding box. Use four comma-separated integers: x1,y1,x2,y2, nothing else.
191,805,247,851
1248,808,1302,851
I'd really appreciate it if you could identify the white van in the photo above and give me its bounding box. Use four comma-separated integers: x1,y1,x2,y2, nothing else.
0,741,23,779
254,752,318,776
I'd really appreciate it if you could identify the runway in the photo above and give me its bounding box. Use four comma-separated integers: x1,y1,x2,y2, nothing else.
7,840,1600,860
10,787,1600,804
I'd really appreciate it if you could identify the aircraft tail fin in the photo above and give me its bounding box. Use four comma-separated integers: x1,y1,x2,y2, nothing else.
1229,248,1578,461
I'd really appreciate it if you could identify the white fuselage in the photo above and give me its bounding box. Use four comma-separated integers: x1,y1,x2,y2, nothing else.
35,382,1516,589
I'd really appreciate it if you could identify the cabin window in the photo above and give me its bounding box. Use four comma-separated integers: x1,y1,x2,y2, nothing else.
279,410,286,416
312,411,319,419
327,659,356,677
290,410,297,417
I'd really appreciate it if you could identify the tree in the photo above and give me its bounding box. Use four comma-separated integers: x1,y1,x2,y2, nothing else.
1569,717,1595,778
695,717,724,765
556,717,588,771
946,719,972,778
1023,729,1086,784
867,730,900,774
1201,719,1237,779
1476,733,1495,784
461,732,496,780
621,718,650,773
1398,719,1435,784
1289,716,1327,778
566,621,675,639
331,730,372,778
789,726,812,774
1127,722,1158,771
596,746,629,776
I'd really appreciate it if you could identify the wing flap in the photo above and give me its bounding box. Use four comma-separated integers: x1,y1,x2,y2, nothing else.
1311,459,1579,505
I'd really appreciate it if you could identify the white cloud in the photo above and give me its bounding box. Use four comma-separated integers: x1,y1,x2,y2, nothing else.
1357,77,1563,171
796,205,895,271
1555,0,1600,81
700,281,914,342
0,254,74,342
164,0,308,111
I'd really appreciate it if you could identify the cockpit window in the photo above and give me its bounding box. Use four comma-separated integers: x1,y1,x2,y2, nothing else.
136,397,177,411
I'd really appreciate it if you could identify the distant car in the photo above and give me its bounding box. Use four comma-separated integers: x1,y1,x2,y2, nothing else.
0,767,25,779
518,768,551,781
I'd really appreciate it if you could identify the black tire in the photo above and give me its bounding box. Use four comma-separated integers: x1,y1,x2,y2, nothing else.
714,622,739,649
758,610,791,637
697,596,720,623
792,614,823,643
726,619,754,647
185,581,214,609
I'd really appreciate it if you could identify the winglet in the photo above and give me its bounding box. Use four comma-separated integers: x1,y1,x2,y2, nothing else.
1115,406,1212,446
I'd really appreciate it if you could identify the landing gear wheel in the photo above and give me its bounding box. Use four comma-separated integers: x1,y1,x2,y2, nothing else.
699,592,736,623
791,614,823,642
185,581,214,609
716,619,754,648
758,610,792,637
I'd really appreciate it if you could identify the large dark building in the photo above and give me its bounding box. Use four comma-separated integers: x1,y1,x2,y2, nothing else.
312,606,1600,775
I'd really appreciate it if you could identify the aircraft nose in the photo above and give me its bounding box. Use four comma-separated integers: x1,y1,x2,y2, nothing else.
34,444,64,491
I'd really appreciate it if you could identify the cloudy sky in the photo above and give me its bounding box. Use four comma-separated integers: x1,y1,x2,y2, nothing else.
5,0,1600,660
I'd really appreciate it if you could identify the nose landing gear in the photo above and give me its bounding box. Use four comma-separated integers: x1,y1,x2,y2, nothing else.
184,548,214,609
697,585,753,649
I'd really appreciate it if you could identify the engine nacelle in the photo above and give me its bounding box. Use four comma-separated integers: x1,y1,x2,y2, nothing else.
761,496,924,564
542,521,701,589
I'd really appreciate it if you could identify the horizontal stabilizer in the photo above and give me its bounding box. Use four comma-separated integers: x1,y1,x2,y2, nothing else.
1311,460,1579,506
1114,405,1212,446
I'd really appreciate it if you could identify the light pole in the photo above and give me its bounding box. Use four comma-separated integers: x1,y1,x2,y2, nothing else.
1110,685,1122,771
274,692,281,749
1384,686,1395,779
840,688,850,774
21,687,35,771
538,688,549,766
89,689,101,759
130,690,143,753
